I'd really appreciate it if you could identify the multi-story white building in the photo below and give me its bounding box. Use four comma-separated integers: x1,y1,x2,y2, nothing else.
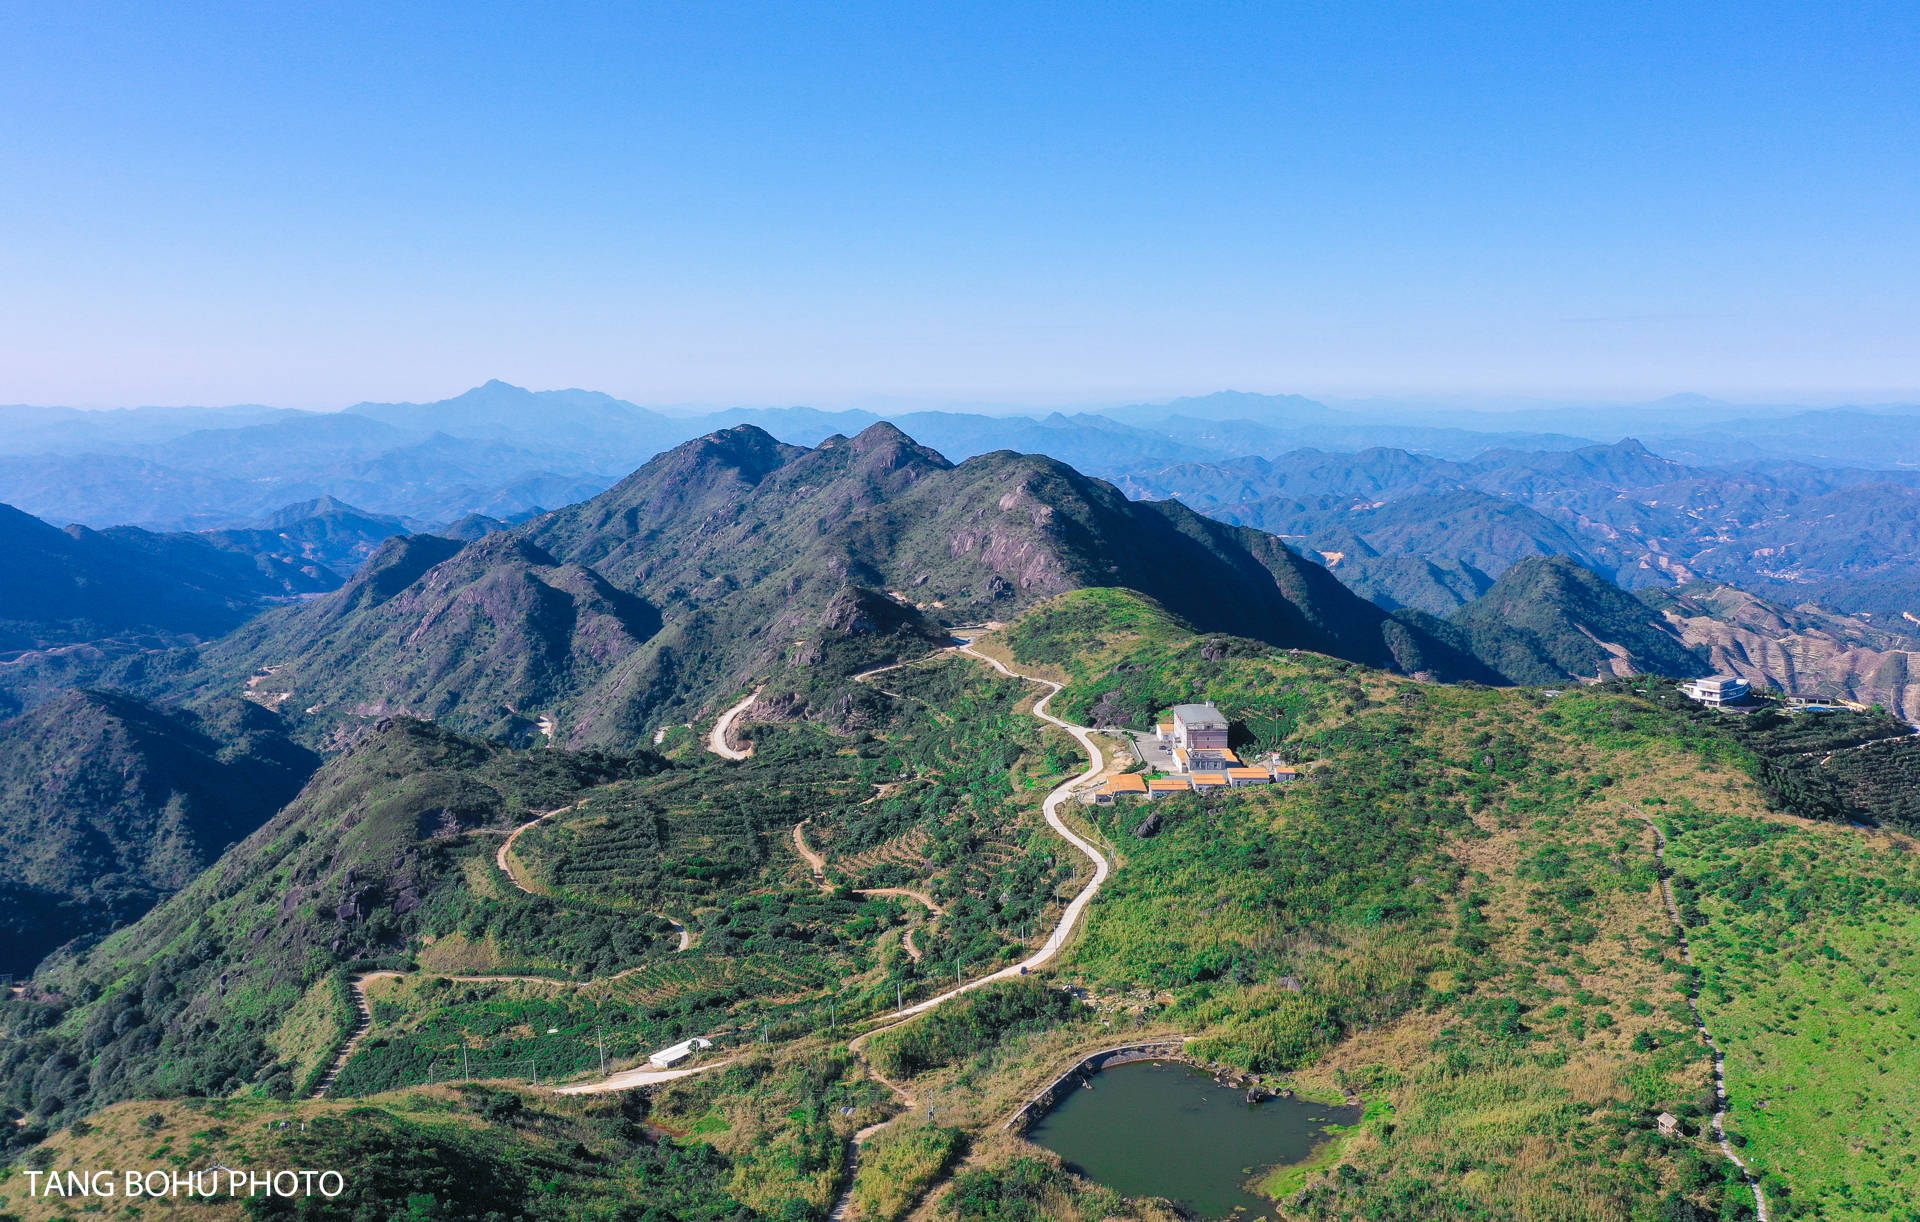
1170,703,1230,751
1682,676,1750,706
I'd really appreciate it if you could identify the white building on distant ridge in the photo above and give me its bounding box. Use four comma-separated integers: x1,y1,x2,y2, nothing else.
1682,676,1750,706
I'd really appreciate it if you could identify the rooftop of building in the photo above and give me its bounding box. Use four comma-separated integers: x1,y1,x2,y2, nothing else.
1170,703,1228,727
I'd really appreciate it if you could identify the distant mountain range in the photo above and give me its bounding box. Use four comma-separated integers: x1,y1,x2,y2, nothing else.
10,403,1920,735
0,499,402,649
144,422,1493,749
1112,439,1920,618
7,411,1920,990
6,380,1919,534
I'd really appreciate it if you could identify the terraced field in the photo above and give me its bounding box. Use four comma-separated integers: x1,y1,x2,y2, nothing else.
302,655,1081,1106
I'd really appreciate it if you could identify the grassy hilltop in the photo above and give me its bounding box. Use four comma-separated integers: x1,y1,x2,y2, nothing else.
928,588,1914,1221
5,588,1918,1221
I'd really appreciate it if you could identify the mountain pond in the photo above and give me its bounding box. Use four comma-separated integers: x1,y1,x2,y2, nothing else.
1024,1059,1361,1219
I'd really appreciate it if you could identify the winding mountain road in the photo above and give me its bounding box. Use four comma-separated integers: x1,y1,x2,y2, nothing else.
311,806,695,1097
561,639,1112,1116
818,639,1112,1219
707,686,764,760
792,819,945,914
317,637,1111,1142
1636,810,1770,1222
792,819,830,875
496,803,575,879
867,642,1109,1015
498,805,691,948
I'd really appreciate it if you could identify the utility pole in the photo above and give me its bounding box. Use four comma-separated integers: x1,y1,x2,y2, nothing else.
596,1024,607,1077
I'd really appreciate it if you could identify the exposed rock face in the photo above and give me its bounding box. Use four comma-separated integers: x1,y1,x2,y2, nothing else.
1654,583,1920,719
1089,690,1143,729
171,421,1494,751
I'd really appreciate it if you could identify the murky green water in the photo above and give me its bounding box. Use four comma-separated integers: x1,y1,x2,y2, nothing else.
1025,1059,1360,1219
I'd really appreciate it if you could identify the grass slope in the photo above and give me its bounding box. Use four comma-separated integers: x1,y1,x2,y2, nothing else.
0,1084,760,1222
8,587,1916,1222
948,588,1916,1221
1661,808,1920,1218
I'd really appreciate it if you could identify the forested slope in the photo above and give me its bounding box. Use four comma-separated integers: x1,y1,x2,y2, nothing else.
0,692,316,977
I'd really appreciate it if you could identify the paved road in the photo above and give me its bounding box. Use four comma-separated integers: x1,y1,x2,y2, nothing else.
553,1058,734,1096
707,686,764,760
874,642,1108,1019
818,639,1113,1221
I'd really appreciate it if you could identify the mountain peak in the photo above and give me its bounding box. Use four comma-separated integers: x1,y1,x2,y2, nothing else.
1452,555,1706,684
849,420,954,468
263,495,394,529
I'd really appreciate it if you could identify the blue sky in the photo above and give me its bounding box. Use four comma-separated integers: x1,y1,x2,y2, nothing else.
1,2,1915,409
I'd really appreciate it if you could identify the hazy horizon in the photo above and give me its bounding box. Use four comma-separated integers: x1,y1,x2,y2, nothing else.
5,3,1916,410
9,381,1920,419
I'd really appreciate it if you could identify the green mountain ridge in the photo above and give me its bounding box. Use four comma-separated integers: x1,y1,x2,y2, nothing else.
0,717,653,1129
0,691,317,977
7,589,1920,1220
1445,556,1711,686
156,422,1495,750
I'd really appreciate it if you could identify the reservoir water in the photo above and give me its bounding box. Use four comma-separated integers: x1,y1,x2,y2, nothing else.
1025,1059,1361,1219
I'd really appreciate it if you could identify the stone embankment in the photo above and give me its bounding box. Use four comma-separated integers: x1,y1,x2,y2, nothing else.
1002,1040,1188,1133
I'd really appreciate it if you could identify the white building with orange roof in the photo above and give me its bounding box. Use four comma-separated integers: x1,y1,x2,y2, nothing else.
1094,774,1148,803
1146,777,1193,800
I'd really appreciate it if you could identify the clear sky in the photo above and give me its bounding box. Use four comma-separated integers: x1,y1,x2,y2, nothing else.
2,2,1915,409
